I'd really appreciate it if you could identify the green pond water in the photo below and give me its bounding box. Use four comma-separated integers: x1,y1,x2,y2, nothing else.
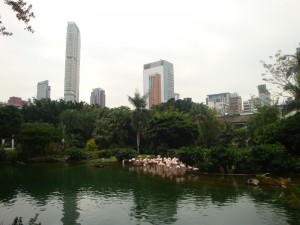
0,162,299,225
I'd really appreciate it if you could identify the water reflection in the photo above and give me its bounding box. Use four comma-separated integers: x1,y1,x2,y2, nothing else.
0,163,299,225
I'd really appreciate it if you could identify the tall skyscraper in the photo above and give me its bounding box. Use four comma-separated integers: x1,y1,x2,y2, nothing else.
143,60,174,108
37,80,51,100
64,22,81,102
90,88,105,107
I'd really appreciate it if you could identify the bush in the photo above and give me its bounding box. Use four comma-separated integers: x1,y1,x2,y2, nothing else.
44,143,64,156
0,148,19,162
110,148,136,161
175,146,205,166
98,149,112,158
234,147,259,173
0,148,5,161
68,148,91,160
85,138,98,151
252,143,290,172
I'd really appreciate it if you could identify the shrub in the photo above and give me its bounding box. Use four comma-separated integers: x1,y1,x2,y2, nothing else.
98,149,112,158
111,148,136,161
68,148,91,160
252,143,289,172
175,146,205,166
0,148,5,161
234,147,258,173
44,143,64,156
85,138,98,151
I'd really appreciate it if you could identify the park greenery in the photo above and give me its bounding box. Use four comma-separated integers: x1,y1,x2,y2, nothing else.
0,47,300,175
0,93,299,174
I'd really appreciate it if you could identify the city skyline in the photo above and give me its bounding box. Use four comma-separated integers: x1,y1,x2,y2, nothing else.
64,22,81,102
1,0,300,108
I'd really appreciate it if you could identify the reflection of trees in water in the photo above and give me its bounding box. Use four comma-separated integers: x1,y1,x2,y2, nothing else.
1,163,299,224
130,176,179,224
61,192,80,225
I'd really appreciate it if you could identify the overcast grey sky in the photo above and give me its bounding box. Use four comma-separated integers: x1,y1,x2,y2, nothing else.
1,0,300,108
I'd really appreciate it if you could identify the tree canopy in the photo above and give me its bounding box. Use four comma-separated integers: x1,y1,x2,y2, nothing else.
1,0,35,36
261,48,300,112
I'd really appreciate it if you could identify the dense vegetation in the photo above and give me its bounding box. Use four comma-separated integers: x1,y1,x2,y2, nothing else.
1,48,299,174
0,95,299,174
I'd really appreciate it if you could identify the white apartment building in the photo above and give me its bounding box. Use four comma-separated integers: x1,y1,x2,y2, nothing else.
143,60,174,108
37,80,51,100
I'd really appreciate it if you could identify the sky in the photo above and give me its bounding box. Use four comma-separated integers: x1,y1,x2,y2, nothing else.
1,0,300,108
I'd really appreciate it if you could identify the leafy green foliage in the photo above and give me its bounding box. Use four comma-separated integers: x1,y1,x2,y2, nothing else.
128,90,150,154
0,105,23,138
67,148,90,160
248,105,280,144
1,0,35,36
144,111,198,153
110,148,136,161
189,103,220,147
261,49,300,112
175,146,204,166
17,123,60,157
93,107,134,149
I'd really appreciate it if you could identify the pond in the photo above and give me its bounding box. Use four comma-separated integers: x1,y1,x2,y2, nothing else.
0,162,299,225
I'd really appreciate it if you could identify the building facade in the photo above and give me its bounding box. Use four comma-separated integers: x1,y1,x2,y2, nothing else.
90,88,105,107
243,98,259,114
37,80,51,100
143,60,174,108
206,92,230,116
229,93,242,114
8,97,28,108
258,84,271,106
64,22,81,102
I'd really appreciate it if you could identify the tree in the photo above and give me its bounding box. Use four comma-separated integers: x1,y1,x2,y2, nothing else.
18,122,60,157
128,90,150,154
261,48,300,112
0,105,23,138
247,105,280,144
144,111,198,152
189,103,220,147
93,106,134,149
1,0,35,36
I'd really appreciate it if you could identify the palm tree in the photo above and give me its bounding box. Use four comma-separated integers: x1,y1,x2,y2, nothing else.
128,90,149,154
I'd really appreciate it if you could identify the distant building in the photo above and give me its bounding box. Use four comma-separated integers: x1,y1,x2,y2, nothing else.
174,93,180,100
143,60,174,108
229,93,242,114
90,88,105,107
7,96,28,108
37,80,51,100
243,99,257,113
64,22,81,102
206,92,230,116
258,84,271,106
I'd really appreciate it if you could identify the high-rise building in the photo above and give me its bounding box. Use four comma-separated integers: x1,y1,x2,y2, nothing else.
90,88,105,107
64,22,81,102
37,80,51,100
258,84,271,106
143,60,174,108
229,93,242,114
